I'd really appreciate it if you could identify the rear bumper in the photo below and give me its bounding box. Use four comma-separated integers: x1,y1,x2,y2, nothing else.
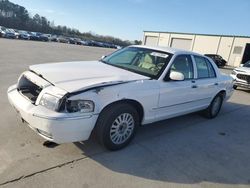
7,85,98,144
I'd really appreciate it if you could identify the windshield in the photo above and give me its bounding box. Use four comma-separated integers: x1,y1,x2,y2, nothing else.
243,61,250,68
102,47,172,79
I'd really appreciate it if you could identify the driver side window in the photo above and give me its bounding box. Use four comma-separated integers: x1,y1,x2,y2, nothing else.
169,55,194,80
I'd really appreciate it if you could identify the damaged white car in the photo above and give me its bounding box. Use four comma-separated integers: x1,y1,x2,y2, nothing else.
8,46,234,150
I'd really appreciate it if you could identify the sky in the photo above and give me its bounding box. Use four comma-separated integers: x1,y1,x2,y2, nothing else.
10,0,250,41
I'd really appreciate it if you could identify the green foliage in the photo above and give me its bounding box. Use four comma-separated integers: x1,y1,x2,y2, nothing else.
0,0,132,46
134,40,142,45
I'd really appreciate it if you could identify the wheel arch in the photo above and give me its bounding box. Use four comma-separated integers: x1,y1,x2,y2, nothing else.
218,90,226,99
99,99,144,124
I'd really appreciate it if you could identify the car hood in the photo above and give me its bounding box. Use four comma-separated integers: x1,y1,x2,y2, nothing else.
234,67,250,74
29,61,149,92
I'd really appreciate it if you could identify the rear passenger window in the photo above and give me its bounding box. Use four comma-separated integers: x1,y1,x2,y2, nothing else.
194,56,216,78
206,59,216,78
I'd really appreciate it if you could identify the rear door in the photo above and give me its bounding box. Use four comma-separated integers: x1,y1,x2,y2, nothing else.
191,55,219,107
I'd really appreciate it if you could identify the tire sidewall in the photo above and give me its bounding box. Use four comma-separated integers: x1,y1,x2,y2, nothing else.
100,104,139,150
209,94,223,118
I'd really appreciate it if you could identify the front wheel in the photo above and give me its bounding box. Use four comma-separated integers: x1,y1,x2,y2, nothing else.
95,103,139,150
203,94,223,119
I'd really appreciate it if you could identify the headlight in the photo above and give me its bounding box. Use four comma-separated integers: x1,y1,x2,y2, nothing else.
231,70,237,75
39,93,60,111
66,100,94,113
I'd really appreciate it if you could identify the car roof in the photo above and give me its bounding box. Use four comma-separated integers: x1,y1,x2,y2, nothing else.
130,45,201,56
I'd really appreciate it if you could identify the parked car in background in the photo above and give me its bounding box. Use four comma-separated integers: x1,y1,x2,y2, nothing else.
83,40,94,46
204,54,227,67
7,45,234,150
0,26,6,37
18,30,30,40
88,40,99,47
75,38,83,45
44,34,52,41
77,40,89,45
8,29,19,38
4,29,16,39
51,35,59,42
57,36,69,43
231,60,250,89
74,38,82,45
28,32,40,41
0,27,122,48
69,37,78,44
116,45,122,49
37,33,50,42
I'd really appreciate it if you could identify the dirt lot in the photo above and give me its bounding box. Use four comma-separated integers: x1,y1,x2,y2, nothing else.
0,38,250,188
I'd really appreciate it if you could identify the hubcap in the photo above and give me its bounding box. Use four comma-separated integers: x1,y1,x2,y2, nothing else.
211,97,221,116
110,113,135,145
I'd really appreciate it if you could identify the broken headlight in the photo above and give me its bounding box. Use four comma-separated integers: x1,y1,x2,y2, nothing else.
66,100,94,113
39,93,60,111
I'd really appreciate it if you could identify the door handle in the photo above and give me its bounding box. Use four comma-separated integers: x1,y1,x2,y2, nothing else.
192,85,198,88
214,83,219,86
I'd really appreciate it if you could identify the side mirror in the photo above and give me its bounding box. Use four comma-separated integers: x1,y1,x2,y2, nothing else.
101,55,107,59
239,64,244,67
169,71,184,81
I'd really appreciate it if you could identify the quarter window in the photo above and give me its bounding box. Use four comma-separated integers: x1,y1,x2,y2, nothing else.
194,56,216,78
169,55,194,80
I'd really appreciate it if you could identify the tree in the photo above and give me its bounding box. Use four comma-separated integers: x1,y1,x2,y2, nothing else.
33,14,41,25
0,0,133,46
134,40,142,45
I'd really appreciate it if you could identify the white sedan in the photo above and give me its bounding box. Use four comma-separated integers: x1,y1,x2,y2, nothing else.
231,60,250,89
8,45,234,150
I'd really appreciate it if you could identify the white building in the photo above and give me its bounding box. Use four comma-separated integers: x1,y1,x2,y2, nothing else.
143,31,250,67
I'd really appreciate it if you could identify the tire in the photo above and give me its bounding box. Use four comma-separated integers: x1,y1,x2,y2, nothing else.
203,94,223,119
95,103,139,150
233,85,237,90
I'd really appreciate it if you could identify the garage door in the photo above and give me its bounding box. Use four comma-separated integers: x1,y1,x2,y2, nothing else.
145,36,158,46
171,38,192,50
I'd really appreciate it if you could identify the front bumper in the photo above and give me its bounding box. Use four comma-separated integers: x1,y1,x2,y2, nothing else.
7,85,98,144
233,81,250,89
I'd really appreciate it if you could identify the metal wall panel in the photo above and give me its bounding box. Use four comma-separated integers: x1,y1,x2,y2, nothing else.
170,38,192,50
144,36,158,46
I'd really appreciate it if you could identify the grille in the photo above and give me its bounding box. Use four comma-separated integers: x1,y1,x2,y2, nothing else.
17,75,42,103
237,74,250,83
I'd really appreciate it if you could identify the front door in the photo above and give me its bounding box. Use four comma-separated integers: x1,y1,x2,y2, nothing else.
156,55,198,120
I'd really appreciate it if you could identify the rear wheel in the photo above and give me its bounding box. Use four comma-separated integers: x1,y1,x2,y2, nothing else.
203,94,223,119
95,103,139,150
